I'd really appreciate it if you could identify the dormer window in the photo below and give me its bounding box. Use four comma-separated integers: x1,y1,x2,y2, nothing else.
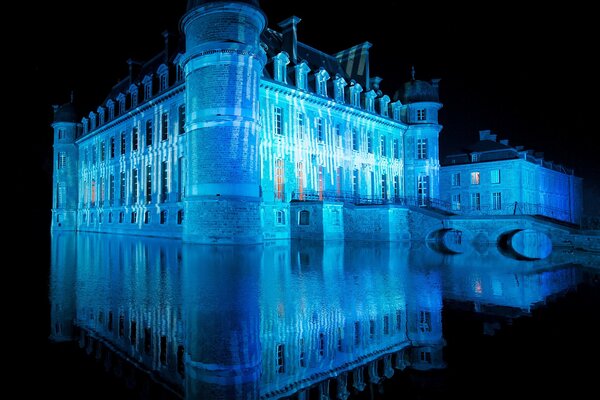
158,64,169,92
379,95,390,117
365,90,377,113
333,75,347,103
89,112,97,130
97,107,105,126
315,68,330,97
82,118,89,134
471,153,480,162
295,61,310,91
142,75,153,101
116,93,126,115
106,100,115,121
417,109,427,121
129,84,139,108
176,64,184,82
349,82,363,108
391,101,402,121
58,129,65,140
273,52,290,83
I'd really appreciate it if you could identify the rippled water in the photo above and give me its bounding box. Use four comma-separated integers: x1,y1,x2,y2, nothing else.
41,233,599,399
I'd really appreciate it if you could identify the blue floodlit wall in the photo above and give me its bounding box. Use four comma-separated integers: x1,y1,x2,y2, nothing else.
50,0,446,243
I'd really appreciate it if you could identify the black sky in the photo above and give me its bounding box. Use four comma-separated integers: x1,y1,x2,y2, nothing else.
23,0,599,221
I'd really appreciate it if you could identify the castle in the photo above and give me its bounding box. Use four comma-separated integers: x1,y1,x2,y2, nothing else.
50,0,581,244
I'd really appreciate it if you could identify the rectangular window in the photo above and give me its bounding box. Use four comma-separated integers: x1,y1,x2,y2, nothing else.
160,210,167,224
367,132,373,153
471,192,481,210
336,167,343,196
144,84,151,101
275,210,286,225
418,175,429,206
161,113,168,141
352,169,359,197
417,138,428,160
393,139,399,159
276,344,285,374
417,109,426,121
132,169,138,204
109,174,115,206
471,172,480,185
177,157,184,202
296,161,304,201
335,125,342,148
110,137,115,159
369,320,375,338
318,166,324,200
120,132,126,155
491,169,501,184
58,129,65,139
451,194,461,211
452,172,461,187
160,74,168,91
132,128,139,152
58,152,67,169
354,321,360,345
319,333,325,356
56,182,66,208
492,192,502,210
471,153,480,162
380,135,387,157
146,120,153,147
275,159,284,200
419,311,432,332
120,172,126,205
352,129,359,151
396,310,402,331
316,118,324,142
381,174,387,199
393,175,399,199
383,315,390,335
297,112,305,140
160,336,167,365
177,209,184,225
92,145,97,164
421,351,432,363
178,105,186,135
274,106,282,135
161,161,168,203
100,141,106,162
146,165,152,204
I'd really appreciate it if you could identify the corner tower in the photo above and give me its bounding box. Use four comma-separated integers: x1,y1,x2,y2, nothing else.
51,101,80,231
181,0,267,243
398,69,443,206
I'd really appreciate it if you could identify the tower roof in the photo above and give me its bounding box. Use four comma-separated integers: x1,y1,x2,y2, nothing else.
397,79,440,104
187,0,260,10
53,102,78,123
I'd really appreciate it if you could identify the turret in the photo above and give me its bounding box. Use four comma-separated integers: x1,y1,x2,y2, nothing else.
397,68,443,206
51,100,80,231
180,0,267,243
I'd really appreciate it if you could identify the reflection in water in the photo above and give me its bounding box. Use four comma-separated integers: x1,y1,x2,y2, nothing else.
49,233,590,399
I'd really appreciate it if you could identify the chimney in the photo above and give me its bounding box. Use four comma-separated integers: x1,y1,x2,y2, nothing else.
479,129,496,142
278,16,301,64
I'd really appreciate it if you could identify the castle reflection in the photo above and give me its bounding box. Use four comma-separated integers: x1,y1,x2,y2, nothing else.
50,233,589,399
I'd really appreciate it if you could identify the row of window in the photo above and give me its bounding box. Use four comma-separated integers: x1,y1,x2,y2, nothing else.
275,310,409,373
80,106,185,168
451,169,501,187
81,157,184,208
451,192,503,211
272,107,428,159
83,64,184,134
81,209,184,225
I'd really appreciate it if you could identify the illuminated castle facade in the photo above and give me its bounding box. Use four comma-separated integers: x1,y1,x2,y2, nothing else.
50,0,443,243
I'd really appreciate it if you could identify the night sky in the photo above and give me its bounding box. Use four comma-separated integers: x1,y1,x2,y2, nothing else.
23,0,599,223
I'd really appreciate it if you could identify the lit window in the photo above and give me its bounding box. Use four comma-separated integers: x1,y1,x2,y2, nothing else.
58,152,67,169
417,109,426,121
491,169,501,184
316,118,324,142
451,194,461,210
274,106,282,135
417,138,428,160
419,311,432,332
471,172,480,185
380,135,387,157
471,192,481,210
275,210,286,225
452,173,461,187
146,120,153,147
298,210,310,225
492,192,502,210
297,112,305,140
178,105,186,135
161,113,168,141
